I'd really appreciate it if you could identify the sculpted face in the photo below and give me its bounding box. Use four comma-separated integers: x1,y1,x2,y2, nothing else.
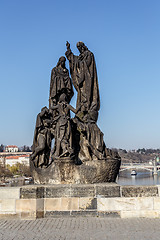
77,45,84,54
57,56,66,68
60,59,65,68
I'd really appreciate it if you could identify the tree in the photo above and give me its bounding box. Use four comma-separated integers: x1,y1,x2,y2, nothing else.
7,163,31,177
19,164,31,176
0,164,13,180
7,164,20,175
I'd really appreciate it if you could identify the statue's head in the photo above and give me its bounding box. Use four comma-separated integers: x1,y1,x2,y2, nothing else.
76,41,88,53
57,56,66,68
41,106,48,114
41,107,49,116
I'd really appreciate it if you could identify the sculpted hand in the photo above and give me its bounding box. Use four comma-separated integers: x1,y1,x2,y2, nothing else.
66,41,70,50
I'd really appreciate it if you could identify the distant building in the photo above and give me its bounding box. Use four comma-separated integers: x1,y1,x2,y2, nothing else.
5,145,18,153
5,154,30,166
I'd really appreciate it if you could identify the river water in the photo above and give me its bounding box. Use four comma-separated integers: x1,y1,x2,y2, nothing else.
117,170,160,185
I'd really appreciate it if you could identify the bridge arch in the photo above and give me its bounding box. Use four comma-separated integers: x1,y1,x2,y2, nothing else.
120,166,153,173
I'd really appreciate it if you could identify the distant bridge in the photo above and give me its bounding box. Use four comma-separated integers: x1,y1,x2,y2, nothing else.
120,163,160,175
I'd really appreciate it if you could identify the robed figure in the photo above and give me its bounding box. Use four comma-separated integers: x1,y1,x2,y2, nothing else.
49,56,73,108
65,41,100,122
49,56,75,159
51,93,81,160
31,107,52,168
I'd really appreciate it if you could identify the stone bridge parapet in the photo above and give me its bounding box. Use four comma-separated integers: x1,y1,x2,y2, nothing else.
0,184,160,219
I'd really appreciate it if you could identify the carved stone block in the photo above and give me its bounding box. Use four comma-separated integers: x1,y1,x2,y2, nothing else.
121,186,158,197
95,183,120,198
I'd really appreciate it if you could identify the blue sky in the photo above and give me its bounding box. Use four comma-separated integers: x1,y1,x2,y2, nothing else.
0,0,160,150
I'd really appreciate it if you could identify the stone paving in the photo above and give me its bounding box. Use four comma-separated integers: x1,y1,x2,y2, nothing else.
0,218,160,240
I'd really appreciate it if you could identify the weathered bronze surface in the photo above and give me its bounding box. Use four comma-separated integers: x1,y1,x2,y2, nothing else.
30,42,121,184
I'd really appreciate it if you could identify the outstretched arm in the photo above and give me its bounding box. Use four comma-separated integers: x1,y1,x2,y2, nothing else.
68,104,81,114
66,41,70,50
65,41,73,60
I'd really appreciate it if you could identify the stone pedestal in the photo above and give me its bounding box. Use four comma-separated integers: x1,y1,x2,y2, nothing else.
30,158,121,184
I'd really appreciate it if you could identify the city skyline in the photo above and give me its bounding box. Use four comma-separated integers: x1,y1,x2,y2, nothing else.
1,0,160,150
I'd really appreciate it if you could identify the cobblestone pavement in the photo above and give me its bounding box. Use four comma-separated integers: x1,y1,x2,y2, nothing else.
0,217,160,240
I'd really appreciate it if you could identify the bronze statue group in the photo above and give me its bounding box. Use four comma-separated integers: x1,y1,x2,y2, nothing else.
31,42,120,169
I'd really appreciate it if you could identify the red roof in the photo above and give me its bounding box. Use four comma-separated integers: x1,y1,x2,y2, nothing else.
6,154,29,159
6,145,18,148
6,156,19,159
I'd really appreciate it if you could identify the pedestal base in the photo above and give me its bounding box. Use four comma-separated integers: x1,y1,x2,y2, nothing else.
30,158,121,184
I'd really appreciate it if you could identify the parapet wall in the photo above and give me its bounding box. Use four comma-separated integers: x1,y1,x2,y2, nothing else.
0,184,160,219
